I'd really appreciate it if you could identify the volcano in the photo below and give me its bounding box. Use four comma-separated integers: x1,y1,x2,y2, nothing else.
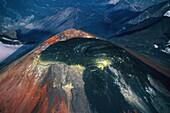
0,29,170,113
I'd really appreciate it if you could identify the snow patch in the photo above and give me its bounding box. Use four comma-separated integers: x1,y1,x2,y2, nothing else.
108,0,120,5
161,40,170,55
25,23,35,29
154,44,158,49
0,42,18,62
164,10,170,17
162,47,170,54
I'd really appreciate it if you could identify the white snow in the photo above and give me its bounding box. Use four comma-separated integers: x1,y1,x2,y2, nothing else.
154,44,158,49
164,10,170,17
161,40,170,55
0,41,23,62
108,0,120,5
162,47,170,54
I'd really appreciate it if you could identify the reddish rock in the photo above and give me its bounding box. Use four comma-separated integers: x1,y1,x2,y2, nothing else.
0,29,94,113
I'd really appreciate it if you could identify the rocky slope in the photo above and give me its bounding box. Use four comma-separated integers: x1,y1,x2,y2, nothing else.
111,17,170,77
0,29,170,113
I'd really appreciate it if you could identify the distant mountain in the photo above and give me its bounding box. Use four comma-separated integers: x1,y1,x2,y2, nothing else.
1,0,169,39
107,0,168,12
95,1,170,37
127,1,170,25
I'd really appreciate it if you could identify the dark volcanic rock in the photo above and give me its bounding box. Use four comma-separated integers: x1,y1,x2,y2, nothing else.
0,29,170,113
112,17,170,77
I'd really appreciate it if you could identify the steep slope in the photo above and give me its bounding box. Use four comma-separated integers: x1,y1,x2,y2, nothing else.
0,29,170,113
112,17,170,77
0,29,95,113
127,1,170,25
106,1,170,37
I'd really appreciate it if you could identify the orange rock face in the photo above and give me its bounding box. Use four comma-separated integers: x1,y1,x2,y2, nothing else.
0,29,94,113
35,29,95,54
